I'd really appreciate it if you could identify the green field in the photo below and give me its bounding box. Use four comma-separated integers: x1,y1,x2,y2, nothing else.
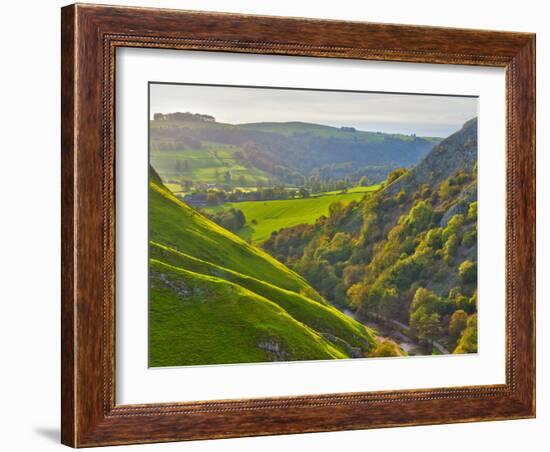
149,171,377,366
204,186,380,243
150,144,269,186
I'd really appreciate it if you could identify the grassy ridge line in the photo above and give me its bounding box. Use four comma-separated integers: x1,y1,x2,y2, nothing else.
150,180,318,296
236,121,441,142
150,241,376,350
149,259,347,366
151,241,328,306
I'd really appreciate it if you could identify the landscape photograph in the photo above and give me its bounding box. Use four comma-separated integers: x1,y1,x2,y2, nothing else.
148,83,479,367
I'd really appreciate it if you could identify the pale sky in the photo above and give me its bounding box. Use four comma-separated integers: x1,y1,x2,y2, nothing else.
150,83,477,138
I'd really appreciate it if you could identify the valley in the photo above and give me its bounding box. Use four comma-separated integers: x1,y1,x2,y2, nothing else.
148,111,478,366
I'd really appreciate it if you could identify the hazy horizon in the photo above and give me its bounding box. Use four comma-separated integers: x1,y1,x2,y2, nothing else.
150,83,478,138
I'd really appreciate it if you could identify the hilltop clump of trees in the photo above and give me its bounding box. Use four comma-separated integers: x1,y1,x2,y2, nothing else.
153,112,215,122
263,119,479,354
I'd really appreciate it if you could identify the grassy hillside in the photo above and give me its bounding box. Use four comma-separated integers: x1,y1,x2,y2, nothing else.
150,260,347,366
149,178,377,366
205,186,380,243
150,143,270,187
238,121,441,143
150,117,441,185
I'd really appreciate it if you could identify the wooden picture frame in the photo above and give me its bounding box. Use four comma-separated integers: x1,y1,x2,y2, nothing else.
61,3,535,447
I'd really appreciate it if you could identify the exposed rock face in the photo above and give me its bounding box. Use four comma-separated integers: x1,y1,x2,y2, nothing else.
152,271,191,298
320,332,364,358
384,118,477,196
257,339,289,361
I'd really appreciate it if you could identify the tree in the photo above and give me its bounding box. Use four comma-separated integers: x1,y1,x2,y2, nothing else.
467,201,478,221
179,177,193,192
443,233,459,264
368,340,405,357
298,187,310,198
206,191,218,205
410,307,442,351
386,167,408,185
358,176,372,187
462,227,477,247
470,290,478,311
233,209,246,229
459,260,477,284
396,190,407,203
223,171,232,184
406,200,434,231
426,227,444,249
410,287,443,315
378,286,399,319
346,283,368,309
342,265,365,289
454,315,478,354
438,177,459,200
444,214,465,238
448,310,468,346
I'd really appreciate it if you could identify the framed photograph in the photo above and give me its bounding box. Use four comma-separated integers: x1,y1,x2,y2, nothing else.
61,4,535,447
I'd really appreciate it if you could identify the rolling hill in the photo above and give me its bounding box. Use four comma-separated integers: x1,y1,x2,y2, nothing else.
149,172,378,366
150,116,442,185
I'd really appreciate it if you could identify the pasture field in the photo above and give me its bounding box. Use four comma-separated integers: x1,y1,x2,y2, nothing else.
150,144,269,186
204,187,379,243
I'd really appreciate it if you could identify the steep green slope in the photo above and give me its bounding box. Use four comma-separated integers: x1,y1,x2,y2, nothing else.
150,260,347,366
150,242,374,350
262,118,479,355
149,178,377,366
150,181,314,295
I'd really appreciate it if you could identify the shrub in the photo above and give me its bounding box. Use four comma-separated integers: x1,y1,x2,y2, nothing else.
378,286,399,319
462,228,477,247
454,315,478,354
387,167,409,185
411,287,443,314
467,201,478,221
396,190,407,203
391,257,423,291
459,260,477,284
448,310,468,345
426,227,444,249
410,307,442,344
443,233,459,264
346,283,367,309
406,200,434,232
439,178,460,200
369,340,405,357
470,290,478,311
443,214,465,239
